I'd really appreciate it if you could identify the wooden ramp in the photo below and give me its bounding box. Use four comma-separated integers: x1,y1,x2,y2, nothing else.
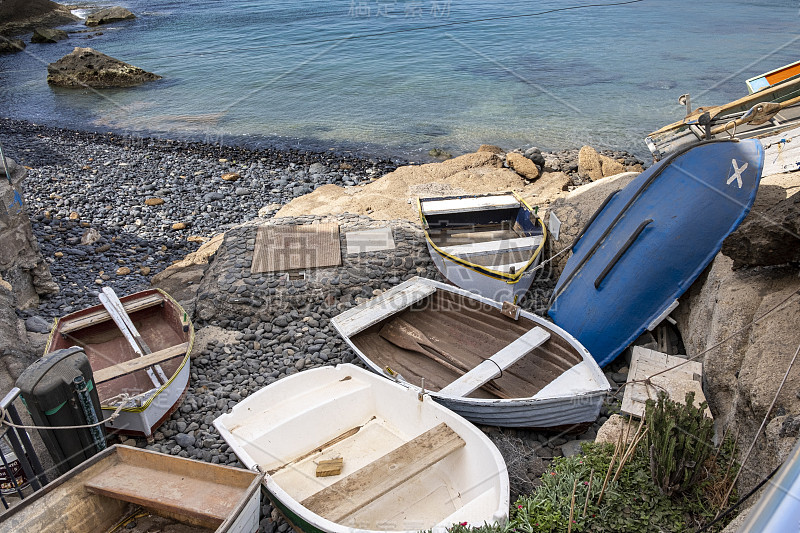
301,423,465,522
621,347,711,419
252,223,341,273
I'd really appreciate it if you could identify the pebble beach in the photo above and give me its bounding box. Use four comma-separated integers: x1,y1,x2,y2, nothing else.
0,117,640,531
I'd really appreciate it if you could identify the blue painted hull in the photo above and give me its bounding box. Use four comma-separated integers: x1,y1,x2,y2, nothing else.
548,139,764,367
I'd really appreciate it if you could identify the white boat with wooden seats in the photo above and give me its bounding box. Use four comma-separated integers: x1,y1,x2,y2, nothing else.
331,277,610,428
418,192,546,304
213,364,509,533
0,445,263,533
44,288,193,439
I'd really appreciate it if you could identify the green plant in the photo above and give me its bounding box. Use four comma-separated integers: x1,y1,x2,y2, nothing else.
645,391,715,496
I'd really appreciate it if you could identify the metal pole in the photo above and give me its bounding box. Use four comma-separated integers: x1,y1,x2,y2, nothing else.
73,377,106,452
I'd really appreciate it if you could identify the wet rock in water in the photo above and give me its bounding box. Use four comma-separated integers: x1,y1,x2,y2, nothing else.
31,27,68,43
47,47,161,88
85,6,135,27
0,39,26,53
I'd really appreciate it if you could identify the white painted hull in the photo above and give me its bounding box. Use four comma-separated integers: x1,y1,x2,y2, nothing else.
214,364,509,533
427,241,540,303
332,277,610,428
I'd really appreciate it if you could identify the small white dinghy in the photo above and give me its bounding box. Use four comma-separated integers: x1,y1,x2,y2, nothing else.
214,364,509,533
419,192,546,304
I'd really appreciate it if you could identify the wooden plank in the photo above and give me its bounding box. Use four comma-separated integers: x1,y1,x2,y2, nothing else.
439,235,543,257
93,342,189,384
301,423,465,522
84,462,245,529
59,293,164,334
421,195,520,216
333,279,436,337
621,347,711,419
438,327,550,397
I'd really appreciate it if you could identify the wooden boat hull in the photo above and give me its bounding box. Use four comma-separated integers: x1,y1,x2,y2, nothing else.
646,75,800,160
44,289,194,438
419,193,546,304
0,445,263,533
331,277,609,428
214,364,509,533
549,139,764,367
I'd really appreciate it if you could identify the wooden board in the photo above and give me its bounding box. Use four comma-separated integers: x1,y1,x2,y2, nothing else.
301,423,465,522
251,223,341,274
621,347,711,419
439,235,543,257
345,227,396,254
421,195,520,215
84,461,246,529
439,327,550,397
92,342,190,384
333,279,436,337
58,293,164,334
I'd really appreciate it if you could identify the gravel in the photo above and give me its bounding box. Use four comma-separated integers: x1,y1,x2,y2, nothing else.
1,118,638,530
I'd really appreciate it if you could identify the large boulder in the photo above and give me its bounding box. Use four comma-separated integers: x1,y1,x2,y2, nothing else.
0,0,77,37
674,252,800,494
506,152,540,181
0,38,25,53
275,150,522,222
85,6,136,27
47,47,162,88
720,172,800,268
544,171,640,278
578,145,625,181
31,27,67,43
0,157,59,309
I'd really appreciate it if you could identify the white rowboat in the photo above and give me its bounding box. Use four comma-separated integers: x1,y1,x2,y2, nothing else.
332,277,610,428
214,364,509,533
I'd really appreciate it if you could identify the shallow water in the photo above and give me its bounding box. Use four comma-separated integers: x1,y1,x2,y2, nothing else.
1,0,798,159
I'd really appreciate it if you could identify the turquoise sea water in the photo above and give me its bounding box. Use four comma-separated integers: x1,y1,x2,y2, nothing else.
1,0,799,159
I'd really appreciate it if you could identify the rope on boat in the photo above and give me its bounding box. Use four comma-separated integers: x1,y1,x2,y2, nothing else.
0,393,130,431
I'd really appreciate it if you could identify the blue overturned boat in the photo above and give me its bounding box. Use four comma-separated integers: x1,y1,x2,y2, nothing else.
548,139,764,367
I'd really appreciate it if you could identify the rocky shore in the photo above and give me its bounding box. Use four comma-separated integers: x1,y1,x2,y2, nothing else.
0,119,649,530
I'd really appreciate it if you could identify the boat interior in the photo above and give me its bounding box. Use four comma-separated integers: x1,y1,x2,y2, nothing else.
48,292,189,403
350,289,583,399
424,204,544,271
0,446,258,533
223,366,504,530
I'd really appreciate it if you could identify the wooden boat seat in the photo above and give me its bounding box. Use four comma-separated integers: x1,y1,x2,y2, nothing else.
439,327,551,398
439,235,543,258
334,282,437,337
84,460,245,529
92,342,190,384
301,423,465,522
421,195,520,216
59,293,164,334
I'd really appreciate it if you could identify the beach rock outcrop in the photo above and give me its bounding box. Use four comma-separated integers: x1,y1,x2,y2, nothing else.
85,6,135,27
506,151,540,181
0,0,77,37
0,157,58,309
578,145,625,181
675,252,800,495
31,27,67,43
0,38,25,53
720,172,800,268
47,47,162,88
544,171,640,278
